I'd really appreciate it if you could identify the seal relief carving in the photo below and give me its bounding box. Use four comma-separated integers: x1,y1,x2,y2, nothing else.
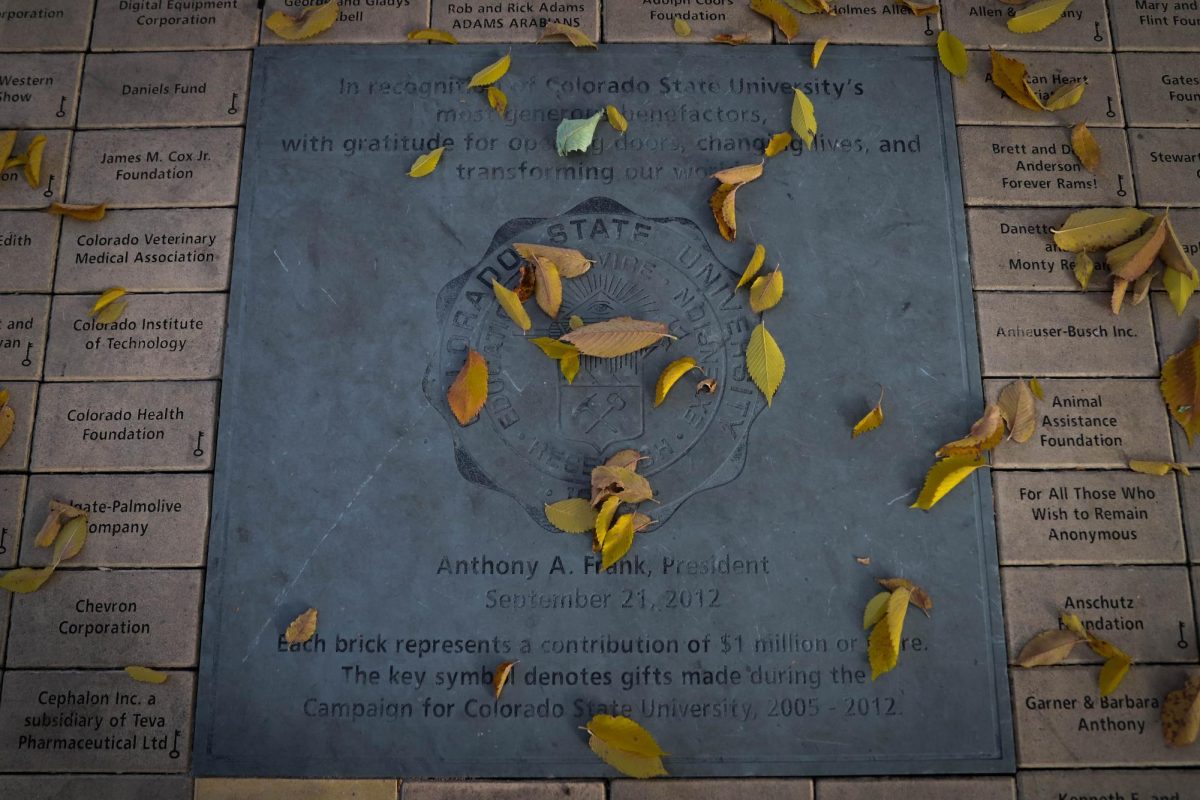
423,198,766,528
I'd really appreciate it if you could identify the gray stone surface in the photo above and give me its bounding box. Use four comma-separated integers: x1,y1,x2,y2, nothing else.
0,0,95,52
0,381,37,472
43,292,227,380
5,569,203,668
89,0,259,51
1111,0,1200,51
1129,127,1200,207
0,53,82,127
1017,770,1200,800
0,211,60,292
78,51,252,128
0,474,24,569
0,293,49,380
0,129,71,210
55,208,235,293
66,128,243,208
0,670,193,772
261,0,430,45
941,0,1110,52
30,380,217,472
21,473,211,567
195,44,1012,778
952,51,1122,128
0,775,193,800
1116,52,1200,126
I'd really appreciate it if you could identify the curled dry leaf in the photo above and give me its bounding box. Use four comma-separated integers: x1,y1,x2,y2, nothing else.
1029,377,1045,400
876,577,932,616
764,132,792,157
125,666,169,684
1107,214,1167,282
556,110,604,157
606,105,628,134
1017,628,1085,667
696,377,718,395
3,513,89,593
868,587,910,680
514,243,593,278
747,322,785,406
468,52,511,88
407,28,457,43
0,130,14,166
811,38,829,68
1128,459,1189,477
750,0,800,40
712,33,753,45
545,498,598,533
862,591,890,630
851,388,884,439
532,255,562,318
895,0,940,15
561,316,671,358
736,244,766,289
673,17,692,36
936,404,1005,458
791,88,817,149
516,265,536,302
408,146,445,178
1162,674,1200,747
601,513,636,570
710,183,736,241
749,269,784,313
1008,0,1076,33
47,202,106,221
1073,251,1095,291
492,279,532,332
285,608,318,644
1052,208,1152,253
998,378,1037,443
493,660,517,698
0,403,13,451
539,22,596,47
265,0,339,40
1111,277,1130,315
1071,123,1101,172
90,286,126,317
35,499,86,548
591,464,654,506
487,86,508,119
989,49,1045,113
1161,324,1200,446
1161,215,1199,279
712,162,764,185
447,349,489,426
23,134,45,188
937,31,968,78
911,453,987,511
855,556,871,566
655,357,701,407
1165,267,1199,317
1131,269,1157,306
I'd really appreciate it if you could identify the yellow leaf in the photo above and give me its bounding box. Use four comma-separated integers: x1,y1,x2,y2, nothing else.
1162,326,1200,446
1070,122,1101,172
1131,269,1157,306
125,666,169,684
34,500,86,548
0,404,13,451
875,577,933,615
513,243,593,278
531,255,562,318
0,566,55,594
791,88,817,149
736,244,766,289
545,498,598,533
493,660,517,698
1053,208,1152,253
408,146,444,178
0,130,14,166
591,465,654,506
52,514,88,564
1016,629,1084,667
468,52,511,88
911,454,986,511
606,105,628,134
1061,611,1086,636
561,350,580,383
1107,214,1167,282
407,28,457,43
601,513,636,570
91,287,127,317
561,316,671,358
989,49,1046,113
538,22,596,47
750,0,800,40
1161,214,1199,281
587,714,668,757
0,388,7,407
747,322,785,406
265,0,339,40
487,86,508,119
1111,277,1129,315
863,591,890,630
1008,0,1076,33
1162,674,1200,747
764,132,792,157
285,608,318,644
1030,377,1045,400
46,202,106,221
588,734,668,779
710,183,736,241
529,337,577,360
811,38,829,68
673,17,692,36
23,134,45,188
447,349,489,426
1164,267,1198,317
492,279,532,331
655,357,701,406
749,269,784,313
1073,251,1095,291
997,379,1037,443
1098,653,1132,697
852,388,884,438
712,162,764,185
1128,459,1189,477
1044,82,1086,111
569,315,584,330
593,495,620,551
711,33,752,45
96,300,127,325
868,587,911,680
936,404,1006,457
895,0,940,15
937,31,969,78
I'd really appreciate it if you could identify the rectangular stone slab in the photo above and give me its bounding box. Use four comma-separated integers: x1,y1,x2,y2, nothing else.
195,44,1013,778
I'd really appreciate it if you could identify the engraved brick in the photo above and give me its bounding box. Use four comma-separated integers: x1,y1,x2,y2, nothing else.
0,382,37,472
55,208,234,293
66,128,243,209
775,3,941,45
197,778,398,799
604,0,772,43
0,53,82,127
78,51,252,128
0,1,95,52
0,211,60,292
814,778,1013,800
941,0,1110,52
0,129,70,210
968,208,1093,291
90,0,259,51
953,51,1122,127
1011,665,1200,767
0,475,24,569
1117,53,1200,127
30,381,217,472
6,569,202,668
611,779,812,800
1018,769,1200,800
1003,565,1197,664
0,669,193,772
976,292,1157,377
1111,0,1200,52
261,0,428,44
44,293,227,381
1129,128,1200,207
0,775,192,800
0,294,49,380
21,474,210,568
984,378,1172,468
958,127,1134,207
1183,476,1198,563
402,782,603,800
993,470,1185,565
430,1,600,43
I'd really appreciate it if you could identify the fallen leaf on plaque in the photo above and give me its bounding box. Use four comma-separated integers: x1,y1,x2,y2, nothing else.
285,608,318,645
468,52,511,88
747,322,785,405
852,388,884,438
539,22,597,47
561,317,671,358
911,453,987,511
447,349,489,426
556,110,605,157
493,660,517,698
407,28,457,43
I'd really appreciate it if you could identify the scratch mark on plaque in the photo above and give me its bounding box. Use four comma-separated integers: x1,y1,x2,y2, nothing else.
241,436,404,662
272,249,289,273
320,287,338,306
887,489,915,506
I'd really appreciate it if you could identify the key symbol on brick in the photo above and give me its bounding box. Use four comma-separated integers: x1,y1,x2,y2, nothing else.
228,93,240,115
1179,621,1189,650
56,96,67,118
193,430,206,458
42,174,55,199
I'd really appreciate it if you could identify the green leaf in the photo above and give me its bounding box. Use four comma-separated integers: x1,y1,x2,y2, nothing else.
1164,267,1198,316
556,111,604,157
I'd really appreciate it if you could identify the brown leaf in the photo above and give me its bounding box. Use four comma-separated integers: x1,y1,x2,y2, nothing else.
265,0,339,40
561,317,671,358
515,265,536,302
876,578,933,616
447,349,489,426
989,49,1045,112
710,183,736,241
895,0,940,15
46,202,106,221
538,22,596,47
1162,674,1200,747
591,464,654,507
605,449,646,472
513,243,593,278
711,33,752,45
1111,276,1129,314
1071,122,1101,172
856,556,871,566
712,162,764,185
997,379,1037,443
1107,214,1168,282
1017,628,1085,667
285,608,318,644
696,377,718,394
1131,269,1157,305
936,404,1005,458
493,660,518,698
